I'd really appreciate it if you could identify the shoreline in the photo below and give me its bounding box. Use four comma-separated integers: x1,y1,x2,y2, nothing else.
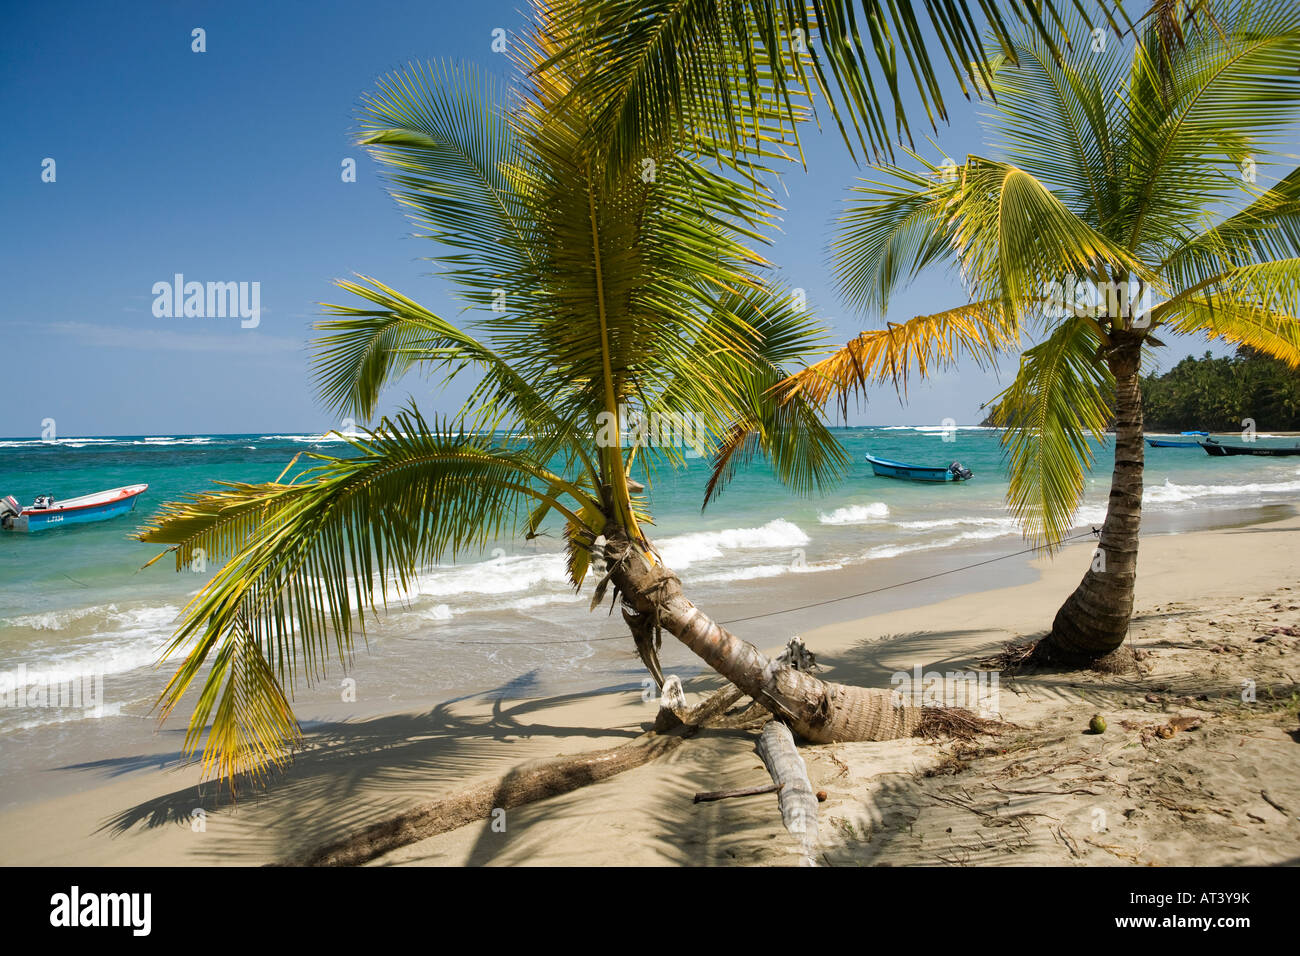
0,508,1297,864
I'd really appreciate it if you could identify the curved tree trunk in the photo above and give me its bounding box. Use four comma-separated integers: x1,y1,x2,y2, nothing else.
1042,332,1145,663
605,529,922,742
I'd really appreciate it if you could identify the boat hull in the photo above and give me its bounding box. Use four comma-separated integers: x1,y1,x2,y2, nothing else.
865,454,971,482
1199,442,1300,457
4,484,148,532
1147,439,1201,448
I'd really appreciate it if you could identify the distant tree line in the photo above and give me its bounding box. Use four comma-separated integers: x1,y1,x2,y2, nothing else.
1141,347,1300,431
980,347,1300,431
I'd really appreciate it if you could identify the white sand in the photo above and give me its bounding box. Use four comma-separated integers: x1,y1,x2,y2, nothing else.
2,515,1297,866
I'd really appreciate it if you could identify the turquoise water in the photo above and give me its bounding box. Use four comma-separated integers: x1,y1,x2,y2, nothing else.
1,426,1298,740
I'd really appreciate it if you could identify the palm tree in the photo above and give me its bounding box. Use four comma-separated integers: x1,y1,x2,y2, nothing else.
139,12,925,783
544,0,1131,171
780,0,1300,663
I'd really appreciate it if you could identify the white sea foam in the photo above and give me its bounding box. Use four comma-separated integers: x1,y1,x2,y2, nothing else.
864,528,1013,560
1074,506,1109,527
893,515,1018,533
819,502,890,525
136,436,212,445
0,437,127,448
258,433,349,443
878,425,998,432
863,507,1113,559
387,518,814,614
3,604,120,632
12,702,126,732
655,518,810,568
693,560,843,584
494,593,578,612
2,605,180,682
411,552,570,599
0,435,214,448
1144,476,1300,504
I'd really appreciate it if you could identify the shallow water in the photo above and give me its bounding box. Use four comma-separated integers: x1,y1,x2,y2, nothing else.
1,426,1297,747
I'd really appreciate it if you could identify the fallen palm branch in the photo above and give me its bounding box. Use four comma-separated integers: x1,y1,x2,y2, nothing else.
284,641,1008,866
283,680,753,867
694,783,781,803
915,707,1010,740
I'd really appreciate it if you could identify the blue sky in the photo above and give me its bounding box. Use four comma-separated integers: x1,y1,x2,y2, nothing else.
0,0,1252,437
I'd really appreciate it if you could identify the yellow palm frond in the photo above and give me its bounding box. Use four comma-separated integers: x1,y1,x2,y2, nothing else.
776,299,1020,413
1154,258,1300,367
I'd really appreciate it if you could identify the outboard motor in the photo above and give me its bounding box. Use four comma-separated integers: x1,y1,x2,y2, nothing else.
948,461,974,481
1,495,21,530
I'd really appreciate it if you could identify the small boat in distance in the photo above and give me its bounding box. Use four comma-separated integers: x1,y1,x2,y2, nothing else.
866,453,974,482
1199,441,1300,458
1148,430,1212,448
0,484,148,532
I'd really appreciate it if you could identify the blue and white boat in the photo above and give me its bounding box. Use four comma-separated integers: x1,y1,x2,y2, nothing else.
1,484,148,532
865,454,973,482
1147,431,1212,448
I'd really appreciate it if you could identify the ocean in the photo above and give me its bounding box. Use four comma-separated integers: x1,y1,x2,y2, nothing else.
1,426,1298,761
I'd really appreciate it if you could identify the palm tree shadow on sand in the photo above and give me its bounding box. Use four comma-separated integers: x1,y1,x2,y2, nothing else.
91,673,653,864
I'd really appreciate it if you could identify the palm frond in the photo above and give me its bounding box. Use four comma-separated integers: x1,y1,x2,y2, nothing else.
989,317,1114,549
540,0,1128,170
776,299,1020,414
139,409,600,781
1161,168,1300,289
834,158,1156,329
942,158,1158,323
1121,0,1300,257
1154,258,1300,367
356,60,534,299
831,159,956,314
316,277,601,480
981,19,1129,231
691,286,851,504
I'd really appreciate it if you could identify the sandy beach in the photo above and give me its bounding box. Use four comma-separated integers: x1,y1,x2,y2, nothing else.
2,511,1296,867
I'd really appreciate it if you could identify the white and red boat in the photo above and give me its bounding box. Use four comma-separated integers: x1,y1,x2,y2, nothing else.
0,484,148,532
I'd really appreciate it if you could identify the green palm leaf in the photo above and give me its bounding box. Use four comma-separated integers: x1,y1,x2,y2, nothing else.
989,317,1114,549
542,0,1129,171
140,409,599,779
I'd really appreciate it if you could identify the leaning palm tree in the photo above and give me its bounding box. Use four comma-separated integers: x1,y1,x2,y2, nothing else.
138,12,927,783
781,0,1300,663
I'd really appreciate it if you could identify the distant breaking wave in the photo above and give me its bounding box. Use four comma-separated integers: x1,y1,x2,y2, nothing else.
877,425,1000,432
1145,476,1300,503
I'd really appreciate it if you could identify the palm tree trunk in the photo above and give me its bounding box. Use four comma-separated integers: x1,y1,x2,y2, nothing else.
604,529,922,742
1042,333,1145,663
